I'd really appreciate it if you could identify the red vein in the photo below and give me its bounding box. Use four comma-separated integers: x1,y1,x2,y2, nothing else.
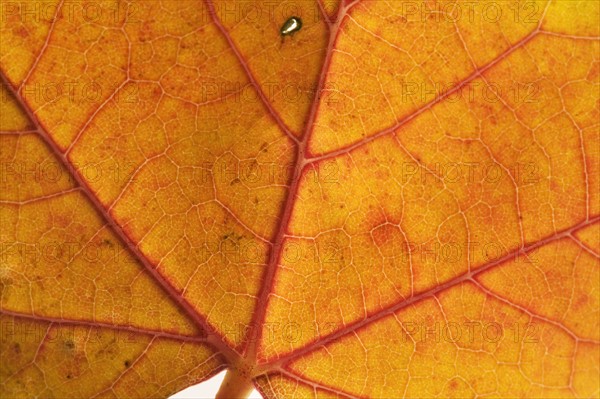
472,281,600,344
242,2,352,362
242,144,302,360
306,28,541,163
316,0,334,28
0,309,207,342
203,0,299,144
0,70,241,366
268,216,599,367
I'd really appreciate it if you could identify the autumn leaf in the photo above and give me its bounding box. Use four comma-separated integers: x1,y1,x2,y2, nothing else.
1,0,599,398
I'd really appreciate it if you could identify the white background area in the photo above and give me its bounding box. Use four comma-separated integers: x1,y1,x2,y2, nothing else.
169,370,263,399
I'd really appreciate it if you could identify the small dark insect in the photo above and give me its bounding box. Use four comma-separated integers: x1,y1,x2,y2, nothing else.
280,16,302,38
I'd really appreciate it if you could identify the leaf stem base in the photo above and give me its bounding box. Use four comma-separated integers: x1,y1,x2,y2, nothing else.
216,367,254,399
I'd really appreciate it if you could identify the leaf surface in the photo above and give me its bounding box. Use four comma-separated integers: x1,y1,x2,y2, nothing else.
0,0,599,398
